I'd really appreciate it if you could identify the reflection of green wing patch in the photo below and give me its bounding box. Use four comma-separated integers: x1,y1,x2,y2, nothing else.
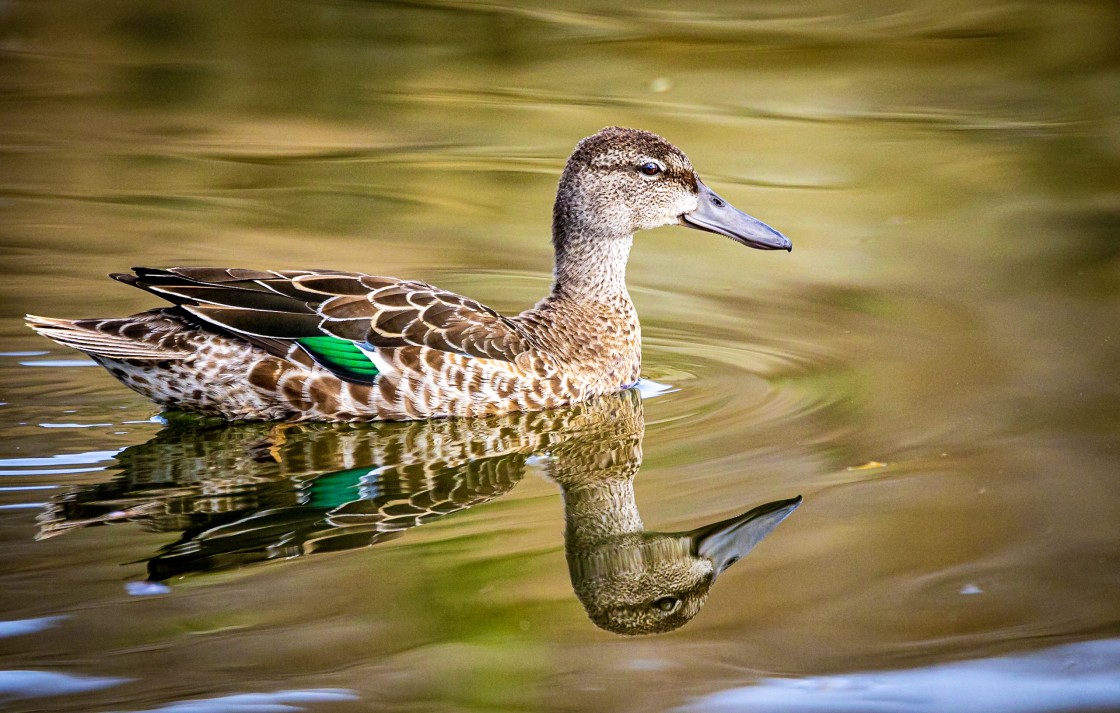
308,466,376,508
297,336,379,384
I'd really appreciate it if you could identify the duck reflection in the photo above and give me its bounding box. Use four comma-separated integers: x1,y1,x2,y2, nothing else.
37,390,799,634
540,393,800,634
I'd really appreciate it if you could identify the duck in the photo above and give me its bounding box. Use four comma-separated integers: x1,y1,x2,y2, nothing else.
26,127,791,421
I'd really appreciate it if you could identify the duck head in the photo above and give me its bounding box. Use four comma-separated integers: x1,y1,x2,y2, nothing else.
555,127,791,251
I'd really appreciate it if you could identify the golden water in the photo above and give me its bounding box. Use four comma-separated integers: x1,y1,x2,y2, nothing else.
1,2,1118,711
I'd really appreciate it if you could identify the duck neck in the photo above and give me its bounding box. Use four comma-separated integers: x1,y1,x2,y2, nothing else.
553,427,645,549
551,185,634,302
562,475,644,549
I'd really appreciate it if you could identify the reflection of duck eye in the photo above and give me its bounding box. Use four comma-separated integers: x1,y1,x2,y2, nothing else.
652,596,680,613
639,161,662,176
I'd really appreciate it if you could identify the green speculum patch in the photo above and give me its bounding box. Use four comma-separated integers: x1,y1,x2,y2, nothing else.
297,336,379,383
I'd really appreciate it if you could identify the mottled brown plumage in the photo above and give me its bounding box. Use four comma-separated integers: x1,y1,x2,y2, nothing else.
27,127,791,421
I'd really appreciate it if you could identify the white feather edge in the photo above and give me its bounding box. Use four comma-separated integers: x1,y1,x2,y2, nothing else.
360,343,397,379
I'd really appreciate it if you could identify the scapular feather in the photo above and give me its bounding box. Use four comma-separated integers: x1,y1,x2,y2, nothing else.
291,275,371,296
374,310,418,336
320,296,377,319
149,284,316,313
186,305,322,339
320,317,374,342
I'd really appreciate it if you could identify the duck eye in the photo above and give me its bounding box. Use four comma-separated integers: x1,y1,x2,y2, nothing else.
639,161,662,177
652,596,680,613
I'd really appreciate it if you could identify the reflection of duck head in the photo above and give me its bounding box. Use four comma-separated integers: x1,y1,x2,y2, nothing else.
564,497,801,635
543,393,801,635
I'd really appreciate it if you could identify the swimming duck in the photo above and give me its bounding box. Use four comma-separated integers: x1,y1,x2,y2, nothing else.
27,127,790,421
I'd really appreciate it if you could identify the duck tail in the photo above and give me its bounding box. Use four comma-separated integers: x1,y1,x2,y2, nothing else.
25,314,191,361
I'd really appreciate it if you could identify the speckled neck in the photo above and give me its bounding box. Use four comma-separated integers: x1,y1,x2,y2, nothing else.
550,170,634,302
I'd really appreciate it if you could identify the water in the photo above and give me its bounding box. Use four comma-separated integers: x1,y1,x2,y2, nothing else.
1,1,1118,711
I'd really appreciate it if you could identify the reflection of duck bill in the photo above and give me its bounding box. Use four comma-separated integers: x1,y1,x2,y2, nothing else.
690,495,802,578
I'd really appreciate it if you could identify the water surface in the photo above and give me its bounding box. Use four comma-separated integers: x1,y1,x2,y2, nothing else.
1,1,1118,711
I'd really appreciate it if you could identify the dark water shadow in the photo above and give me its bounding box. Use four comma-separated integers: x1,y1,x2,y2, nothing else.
36,391,799,635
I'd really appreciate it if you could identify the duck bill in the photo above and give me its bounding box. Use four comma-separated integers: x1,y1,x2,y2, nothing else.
680,180,792,251
690,495,802,578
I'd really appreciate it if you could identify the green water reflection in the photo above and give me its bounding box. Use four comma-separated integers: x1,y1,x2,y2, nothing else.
1,0,1118,711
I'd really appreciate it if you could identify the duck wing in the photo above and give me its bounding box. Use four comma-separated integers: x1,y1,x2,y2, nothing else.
115,267,535,383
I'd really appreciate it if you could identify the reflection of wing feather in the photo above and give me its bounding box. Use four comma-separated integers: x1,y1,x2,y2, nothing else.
36,392,646,580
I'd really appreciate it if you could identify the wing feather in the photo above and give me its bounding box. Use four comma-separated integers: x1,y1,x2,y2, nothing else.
184,305,323,339
115,267,534,369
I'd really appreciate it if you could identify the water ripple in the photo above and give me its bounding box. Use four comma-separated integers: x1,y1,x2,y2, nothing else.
0,670,128,702
0,616,66,639
112,688,360,713
677,638,1120,713
0,449,121,477
383,85,1082,135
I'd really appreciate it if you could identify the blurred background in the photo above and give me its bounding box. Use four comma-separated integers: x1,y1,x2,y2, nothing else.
0,1,1118,712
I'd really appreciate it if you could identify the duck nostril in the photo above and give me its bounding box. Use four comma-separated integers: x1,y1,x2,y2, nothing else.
711,197,724,208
